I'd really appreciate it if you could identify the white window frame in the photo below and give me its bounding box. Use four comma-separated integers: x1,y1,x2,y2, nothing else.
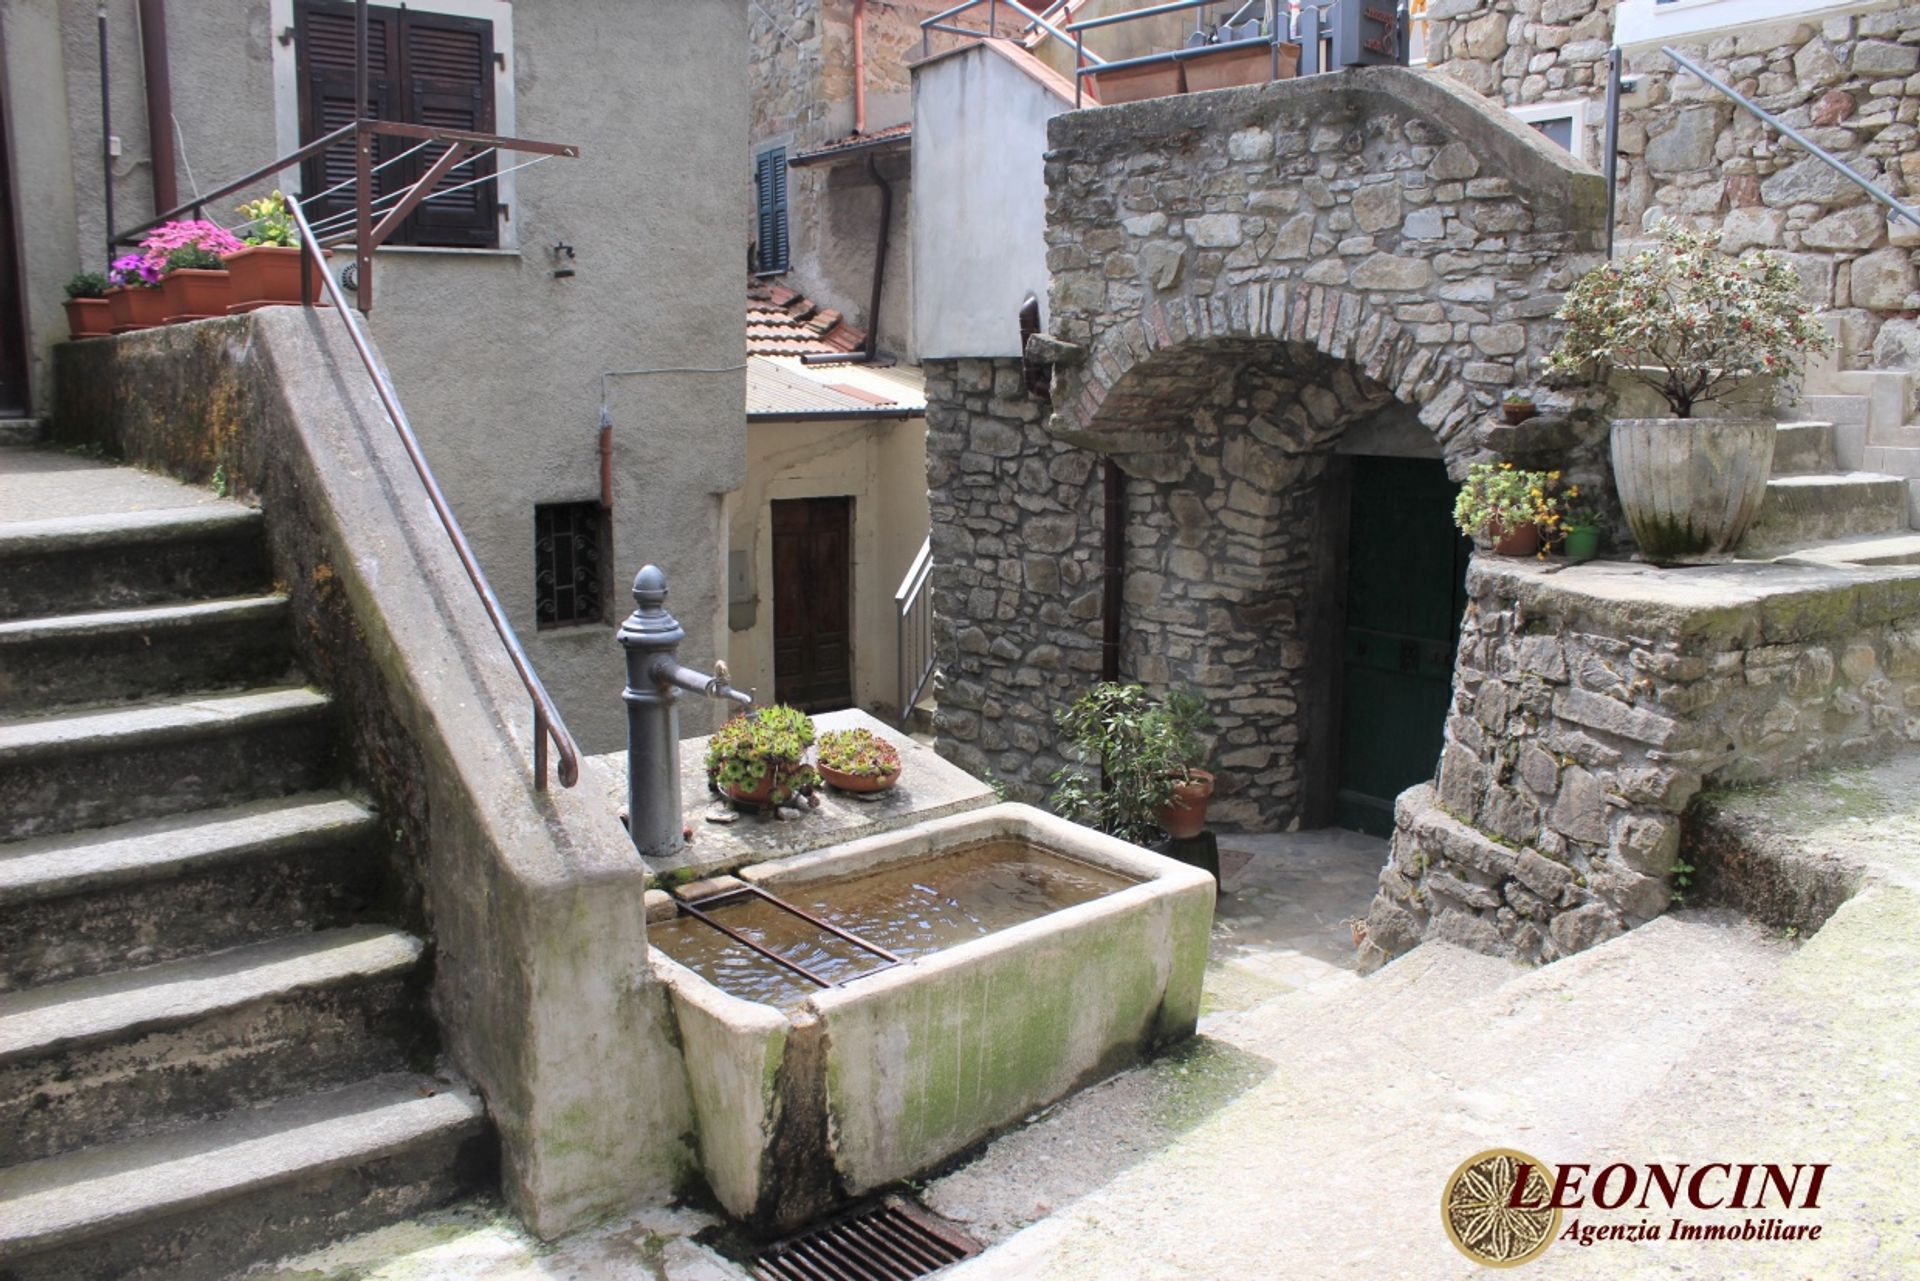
267,0,519,251
1613,0,1875,48
1509,98,1592,166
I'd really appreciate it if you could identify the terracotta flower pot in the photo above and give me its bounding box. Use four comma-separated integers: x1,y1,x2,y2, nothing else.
64,298,113,340
1487,520,1541,557
1157,769,1215,840
225,244,331,312
162,268,231,323
108,285,168,333
819,763,899,794
1502,402,1536,425
1610,417,1774,562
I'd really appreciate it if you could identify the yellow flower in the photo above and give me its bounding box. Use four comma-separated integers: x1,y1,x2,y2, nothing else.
1568,485,1580,497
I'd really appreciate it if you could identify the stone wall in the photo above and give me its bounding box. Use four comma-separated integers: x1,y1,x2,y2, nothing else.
1425,0,1920,367
1361,557,1920,966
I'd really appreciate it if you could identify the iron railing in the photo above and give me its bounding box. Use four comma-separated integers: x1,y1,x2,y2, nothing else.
1660,46,1920,235
918,0,1104,62
279,193,581,789
895,536,935,725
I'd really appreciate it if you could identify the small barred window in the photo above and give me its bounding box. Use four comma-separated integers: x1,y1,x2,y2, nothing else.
534,501,605,628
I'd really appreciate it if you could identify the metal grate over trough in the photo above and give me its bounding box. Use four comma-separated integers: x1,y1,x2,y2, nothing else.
751,1196,982,1281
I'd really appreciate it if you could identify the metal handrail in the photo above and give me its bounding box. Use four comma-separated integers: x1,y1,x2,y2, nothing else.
285,192,582,790
1662,45,1920,232
919,0,1106,64
894,536,935,723
112,122,358,245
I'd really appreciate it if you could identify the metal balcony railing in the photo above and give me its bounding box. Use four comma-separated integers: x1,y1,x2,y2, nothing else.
895,537,936,726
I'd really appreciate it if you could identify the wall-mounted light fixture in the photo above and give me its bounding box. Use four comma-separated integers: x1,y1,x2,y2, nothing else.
551,241,576,279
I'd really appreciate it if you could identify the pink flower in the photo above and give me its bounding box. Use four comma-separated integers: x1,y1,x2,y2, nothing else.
136,219,245,270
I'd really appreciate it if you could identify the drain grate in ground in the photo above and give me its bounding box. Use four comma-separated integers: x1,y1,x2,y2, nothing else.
751,1195,982,1280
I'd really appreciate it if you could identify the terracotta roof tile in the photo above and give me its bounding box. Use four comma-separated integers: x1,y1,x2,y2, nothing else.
747,280,867,356
790,122,913,166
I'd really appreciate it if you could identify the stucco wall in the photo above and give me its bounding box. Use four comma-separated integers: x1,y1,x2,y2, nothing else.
14,0,748,752
726,416,930,715
912,41,1070,359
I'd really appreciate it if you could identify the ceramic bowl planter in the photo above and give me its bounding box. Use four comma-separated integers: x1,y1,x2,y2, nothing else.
815,728,902,796
705,705,819,813
1157,769,1215,840
225,245,330,312
64,298,113,340
162,268,232,324
107,285,169,333
1609,417,1774,562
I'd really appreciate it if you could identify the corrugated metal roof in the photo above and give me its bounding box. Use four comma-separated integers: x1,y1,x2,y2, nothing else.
747,356,927,421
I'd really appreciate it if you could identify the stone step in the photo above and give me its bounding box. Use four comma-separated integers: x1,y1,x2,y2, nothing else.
1739,472,1912,553
1773,531,1920,567
1770,420,1836,475
0,926,429,1165
0,505,270,621
0,794,382,991
0,1072,492,1281
1870,422,1920,450
0,594,295,712
0,420,44,448
0,686,337,842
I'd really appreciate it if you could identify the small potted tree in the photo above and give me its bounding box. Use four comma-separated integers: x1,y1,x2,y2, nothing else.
63,272,113,340
704,704,820,811
106,253,167,333
1049,683,1213,844
1546,220,1831,562
816,727,903,794
226,191,330,312
1452,462,1567,558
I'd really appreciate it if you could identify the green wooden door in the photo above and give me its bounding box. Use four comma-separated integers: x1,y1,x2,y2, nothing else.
1334,457,1470,836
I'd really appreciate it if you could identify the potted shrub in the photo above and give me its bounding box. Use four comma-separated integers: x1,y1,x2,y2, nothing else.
1546,220,1831,562
1049,683,1214,844
704,704,820,810
226,191,330,312
1452,461,1567,558
1501,389,1537,425
160,244,232,323
63,272,113,340
1559,506,1603,563
816,727,903,794
106,254,167,333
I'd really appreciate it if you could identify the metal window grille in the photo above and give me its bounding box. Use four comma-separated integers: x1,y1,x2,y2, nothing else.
534,501,604,628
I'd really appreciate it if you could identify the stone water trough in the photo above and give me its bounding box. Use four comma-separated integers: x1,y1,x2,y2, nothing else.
648,802,1214,1232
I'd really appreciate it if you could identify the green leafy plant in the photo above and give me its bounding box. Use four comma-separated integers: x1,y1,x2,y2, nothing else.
1502,388,1534,406
1546,220,1832,418
1048,683,1211,844
64,271,110,300
816,728,901,780
1452,461,1574,546
1669,855,1696,906
163,244,226,274
236,190,298,248
704,704,818,807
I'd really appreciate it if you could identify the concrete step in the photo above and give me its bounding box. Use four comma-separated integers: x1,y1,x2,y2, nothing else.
0,1073,492,1281
0,420,44,447
1769,420,1836,475
0,686,336,842
1773,530,1920,567
1740,471,1911,552
0,594,295,712
0,504,270,621
0,926,429,1165
0,794,382,991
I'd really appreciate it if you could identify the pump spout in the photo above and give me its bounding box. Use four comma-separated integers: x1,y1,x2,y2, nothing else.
654,659,754,709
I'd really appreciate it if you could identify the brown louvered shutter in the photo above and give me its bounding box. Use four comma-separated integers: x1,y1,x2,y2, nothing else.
398,10,497,247
294,1,398,231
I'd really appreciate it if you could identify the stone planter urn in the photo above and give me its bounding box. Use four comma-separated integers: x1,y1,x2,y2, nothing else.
1610,417,1775,563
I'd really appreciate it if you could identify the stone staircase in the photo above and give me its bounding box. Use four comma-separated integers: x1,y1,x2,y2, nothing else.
1740,405,1920,561
0,439,491,1280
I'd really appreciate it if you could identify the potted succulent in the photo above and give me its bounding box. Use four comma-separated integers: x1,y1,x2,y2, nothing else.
1452,461,1568,558
1049,683,1214,844
1546,220,1830,562
106,253,167,333
1501,389,1537,425
63,272,113,340
160,244,233,322
704,704,820,810
1559,506,1603,563
226,191,329,312
816,727,903,794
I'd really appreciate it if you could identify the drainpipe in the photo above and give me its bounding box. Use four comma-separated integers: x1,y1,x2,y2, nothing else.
1101,459,1125,682
98,6,115,267
137,0,178,216
863,154,891,361
853,0,868,135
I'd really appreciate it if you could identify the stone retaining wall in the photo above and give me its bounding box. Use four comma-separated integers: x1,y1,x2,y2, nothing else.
1361,557,1920,966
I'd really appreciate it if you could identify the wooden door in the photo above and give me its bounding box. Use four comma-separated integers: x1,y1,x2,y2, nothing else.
772,497,853,712
1334,457,1470,836
0,70,29,416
